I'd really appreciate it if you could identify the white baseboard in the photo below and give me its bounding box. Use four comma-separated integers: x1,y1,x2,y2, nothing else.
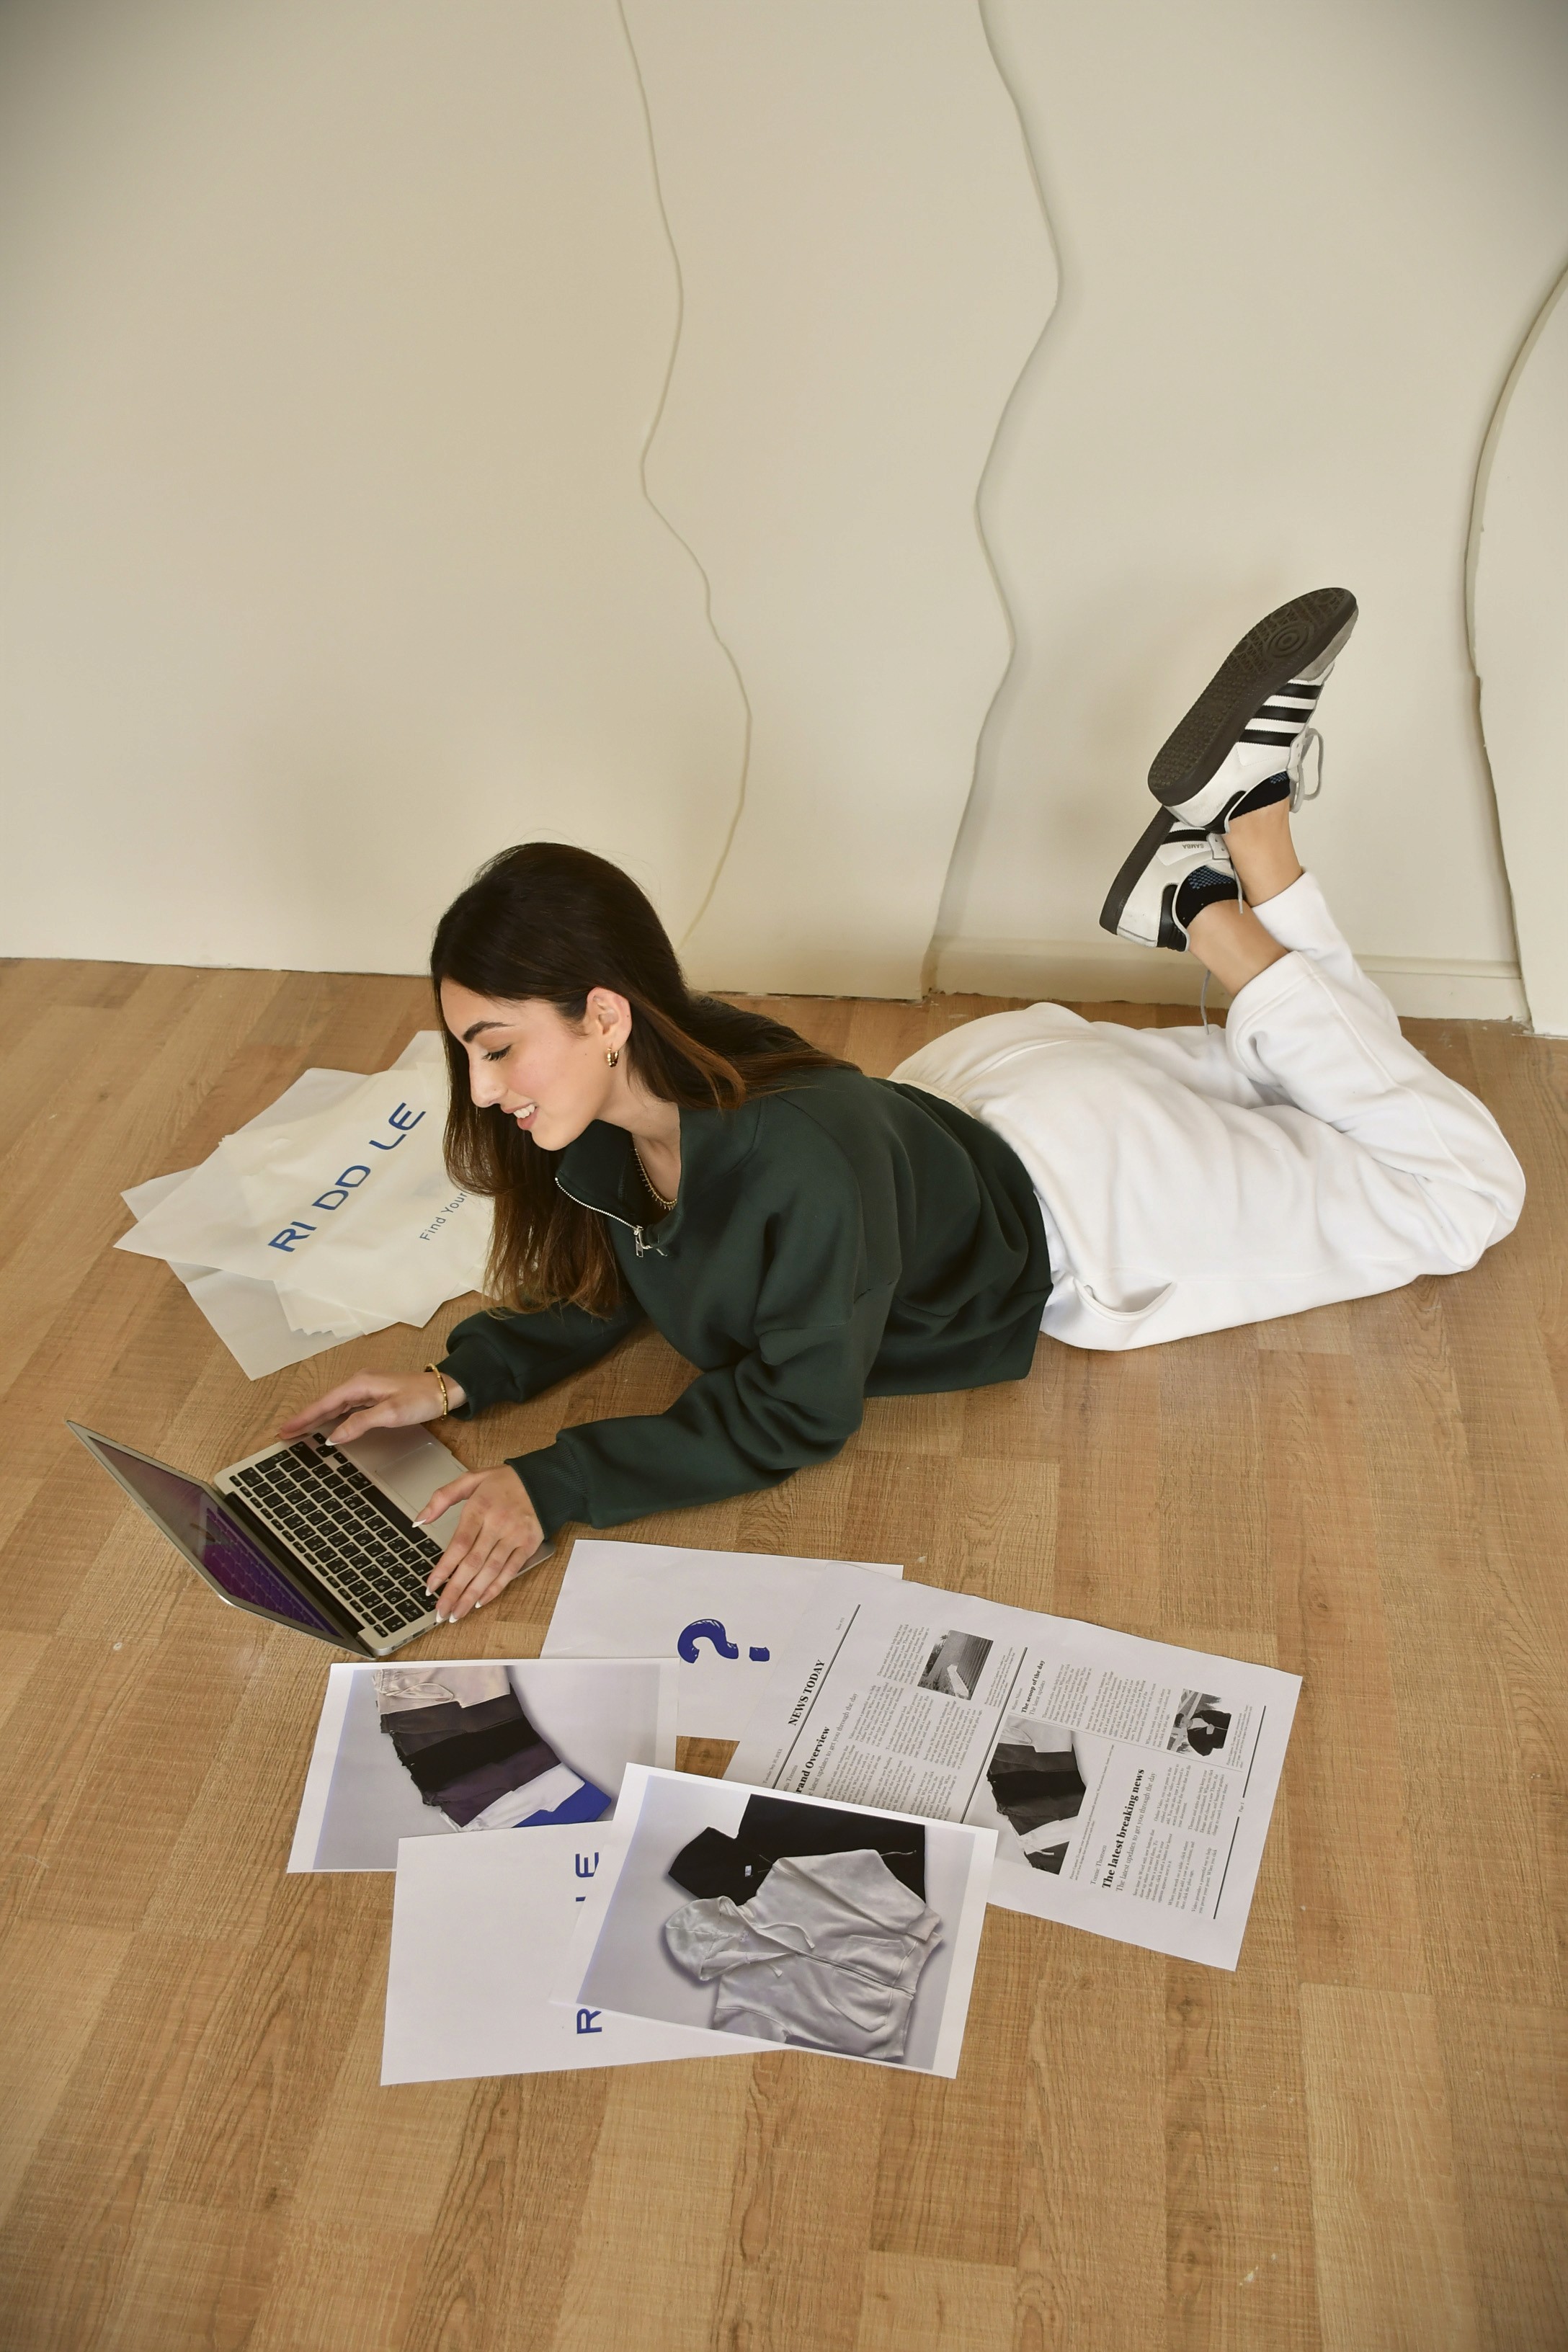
930,935,1528,1022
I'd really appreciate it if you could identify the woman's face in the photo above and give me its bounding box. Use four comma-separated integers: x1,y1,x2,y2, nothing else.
440,981,628,1153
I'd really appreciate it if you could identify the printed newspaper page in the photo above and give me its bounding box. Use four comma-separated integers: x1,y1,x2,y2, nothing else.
726,1567,1298,1968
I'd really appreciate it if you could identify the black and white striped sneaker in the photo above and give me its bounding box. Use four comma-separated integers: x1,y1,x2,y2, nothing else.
1148,587,1357,829
1098,807,1241,952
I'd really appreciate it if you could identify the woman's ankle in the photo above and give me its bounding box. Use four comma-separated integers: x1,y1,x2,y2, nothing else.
1184,899,1289,994
1226,801,1304,906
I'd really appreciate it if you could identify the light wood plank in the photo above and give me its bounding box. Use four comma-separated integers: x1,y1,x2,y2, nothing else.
1047,1340,1165,1641
1263,1350,1427,1992
139,1635,336,1948
8,1591,273,1936
1014,1933,1167,2349
1164,1752,1319,2352
1254,1301,1355,1355
705,2051,886,2351
548,2062,754,2352
1353,1283,1562,2006
231,2220,427,2352
398,2070,610,2352
1157,1326,1275,1649
1301,1986,1476,2351
0,1630,48,1735
855,2254,1018,2352
287,1966,477,2233
0,1931,254,2349
871,1911,1036,2271
1438,1997,1568,2352
0,1921,132,2224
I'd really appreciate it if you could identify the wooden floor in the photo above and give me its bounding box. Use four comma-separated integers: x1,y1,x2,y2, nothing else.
0,956,1564,2352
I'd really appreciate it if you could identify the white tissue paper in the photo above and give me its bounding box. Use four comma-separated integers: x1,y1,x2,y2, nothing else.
115,1032,491,1378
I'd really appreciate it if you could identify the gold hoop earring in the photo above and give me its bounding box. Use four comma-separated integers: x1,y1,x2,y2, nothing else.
605,1048,620,1068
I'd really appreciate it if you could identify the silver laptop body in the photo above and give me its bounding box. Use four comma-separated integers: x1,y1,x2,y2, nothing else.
67,1420,548,1657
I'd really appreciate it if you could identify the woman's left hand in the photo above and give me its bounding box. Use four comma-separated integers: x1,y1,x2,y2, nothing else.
415,1466,543,1622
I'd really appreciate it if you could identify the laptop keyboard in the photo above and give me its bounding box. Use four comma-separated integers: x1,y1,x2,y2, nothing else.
227,1442,442,1640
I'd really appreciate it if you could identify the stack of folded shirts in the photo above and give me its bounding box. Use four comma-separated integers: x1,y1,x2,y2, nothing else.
374,1664,610,1832
985,1730,1086,1875
985,1737,1086,1834
669,1793,927,1903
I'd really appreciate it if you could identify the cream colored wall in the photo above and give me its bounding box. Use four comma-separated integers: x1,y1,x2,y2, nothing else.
1471,269,1568,1035
0,0,1049,992
933,0,1568,1018
625,0,1051,997
0,0,740,972
1,0,1564,1012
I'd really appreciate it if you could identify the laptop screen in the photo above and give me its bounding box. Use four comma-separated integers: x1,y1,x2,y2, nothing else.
84,1435,345,1639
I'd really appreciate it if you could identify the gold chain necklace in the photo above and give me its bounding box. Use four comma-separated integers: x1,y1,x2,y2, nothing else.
633,1141,677,1215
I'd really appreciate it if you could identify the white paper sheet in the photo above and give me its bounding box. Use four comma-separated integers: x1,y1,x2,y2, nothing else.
120,1061,485,1329
541,1539,904,1740
558,1763,995,2076
120,1066,367,1234
120,1068,396,1375
288,1658,677,1872
382,1825,757,2082
726,1567,1299,1969
117,1035,483,1376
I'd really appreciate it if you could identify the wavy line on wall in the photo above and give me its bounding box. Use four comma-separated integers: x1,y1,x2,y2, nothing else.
922,0,1062,988
1464,254,1568,1033
614,0,753,954
1462,256,1567,1006
1464,257,1568,662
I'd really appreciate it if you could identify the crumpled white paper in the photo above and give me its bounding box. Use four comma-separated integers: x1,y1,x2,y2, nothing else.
116,1031,492,1379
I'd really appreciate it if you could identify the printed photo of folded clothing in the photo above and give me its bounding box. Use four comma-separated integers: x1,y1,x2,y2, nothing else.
373,1663,610,1831
663,1847,945,2061
667,1794,927,1906
986,1723,1087,1838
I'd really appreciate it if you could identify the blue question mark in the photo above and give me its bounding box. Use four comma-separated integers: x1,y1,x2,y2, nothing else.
676,1618,770,1665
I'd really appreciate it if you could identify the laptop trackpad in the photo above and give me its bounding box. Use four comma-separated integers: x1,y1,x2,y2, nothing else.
338,1424,468,1548
337,1425,553,1574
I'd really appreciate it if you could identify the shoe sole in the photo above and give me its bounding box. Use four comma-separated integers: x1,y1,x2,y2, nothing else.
1147,587,1358,808
1099,805,1179,943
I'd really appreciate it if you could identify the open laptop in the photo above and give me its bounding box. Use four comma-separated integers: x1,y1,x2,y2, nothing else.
68,1419,551,1657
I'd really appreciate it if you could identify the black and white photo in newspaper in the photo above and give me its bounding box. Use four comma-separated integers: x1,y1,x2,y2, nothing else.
726,1567,1299,1968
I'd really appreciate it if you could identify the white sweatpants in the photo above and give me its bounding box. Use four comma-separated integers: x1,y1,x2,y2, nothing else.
892,873,1525,1350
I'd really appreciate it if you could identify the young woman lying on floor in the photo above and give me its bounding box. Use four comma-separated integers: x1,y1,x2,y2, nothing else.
282,589,1524,1621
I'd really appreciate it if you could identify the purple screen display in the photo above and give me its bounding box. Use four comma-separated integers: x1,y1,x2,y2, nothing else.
89,1440,344,1639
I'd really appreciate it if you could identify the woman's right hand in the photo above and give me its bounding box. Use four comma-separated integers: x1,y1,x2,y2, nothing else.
277,1368,467,1448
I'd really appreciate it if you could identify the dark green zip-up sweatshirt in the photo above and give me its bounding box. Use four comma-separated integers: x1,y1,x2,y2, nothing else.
437,1065,1051,1536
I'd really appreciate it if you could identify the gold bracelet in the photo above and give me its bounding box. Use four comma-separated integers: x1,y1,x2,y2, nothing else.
425,1363,450,1418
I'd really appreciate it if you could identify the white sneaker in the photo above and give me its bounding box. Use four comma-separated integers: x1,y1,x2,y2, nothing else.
1148,587,1356,829
1098,808,1240,952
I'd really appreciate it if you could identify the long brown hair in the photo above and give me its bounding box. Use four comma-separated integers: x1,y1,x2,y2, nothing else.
431,842,851,1314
